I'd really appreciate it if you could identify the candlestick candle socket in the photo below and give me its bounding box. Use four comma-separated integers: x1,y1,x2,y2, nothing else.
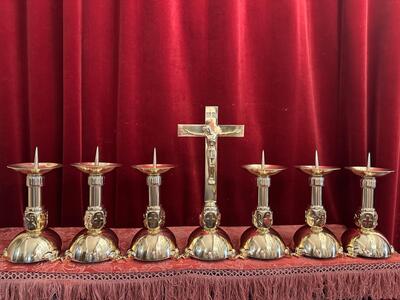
4,147,62,263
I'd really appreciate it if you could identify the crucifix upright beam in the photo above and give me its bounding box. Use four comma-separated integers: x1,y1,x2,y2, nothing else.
178,106,244,204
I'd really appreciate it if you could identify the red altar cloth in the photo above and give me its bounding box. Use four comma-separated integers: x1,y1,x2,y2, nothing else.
0,225,399,300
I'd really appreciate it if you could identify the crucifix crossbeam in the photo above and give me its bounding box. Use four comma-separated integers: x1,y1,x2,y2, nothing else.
178,106,244,203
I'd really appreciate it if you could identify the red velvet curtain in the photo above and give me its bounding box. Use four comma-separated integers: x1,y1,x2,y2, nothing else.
1,0,400,247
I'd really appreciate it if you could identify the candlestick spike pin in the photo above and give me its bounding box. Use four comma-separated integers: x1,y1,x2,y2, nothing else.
4,147,62,263
66,146,121,263
95,146,99,166
239,150,289,259
128,148,179,261
341,153,394,258
153,147,156,168
34,146,39,170
292,150,343,258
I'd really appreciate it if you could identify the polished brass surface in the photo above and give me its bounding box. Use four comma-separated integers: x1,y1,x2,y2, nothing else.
3,147,62,263
240,151,289,259
342,228,394,258
70,162,121,175
133,164,175,175
240,227,288,259
243,164,285,177
66,228,120,262
293,150,342,258
178,106,243,260
183,201,237,260
66,147,121,263
185,227,236,260
128,148,179,261
4,229,61,263
7,162,62,175
346,166,394,177
293,225,342,258
129,228,178,261
297,165,341,176
342,153,394,258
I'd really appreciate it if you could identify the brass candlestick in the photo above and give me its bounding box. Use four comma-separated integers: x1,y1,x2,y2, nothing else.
3,147,62,263
65,147,121,263
293,150,343,258
128,148,179,261
239,151,289,259
342,153,394,258
178,106,244,260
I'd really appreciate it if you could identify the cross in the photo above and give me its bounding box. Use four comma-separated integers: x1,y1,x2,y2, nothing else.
178,106,244,203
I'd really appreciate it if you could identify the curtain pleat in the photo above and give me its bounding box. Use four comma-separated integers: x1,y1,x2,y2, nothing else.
61,0,83,226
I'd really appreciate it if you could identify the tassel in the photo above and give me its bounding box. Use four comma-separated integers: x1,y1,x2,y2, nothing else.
0,268,399,300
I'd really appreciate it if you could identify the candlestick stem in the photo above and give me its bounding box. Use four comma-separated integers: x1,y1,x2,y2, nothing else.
257,176,270,208
88,175,103,207
147,175,161,207
27,175,43,207
310,176,324,206
361,177,376,209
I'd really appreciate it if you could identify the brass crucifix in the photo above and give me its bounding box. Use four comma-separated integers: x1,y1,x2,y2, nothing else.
178,106,245,204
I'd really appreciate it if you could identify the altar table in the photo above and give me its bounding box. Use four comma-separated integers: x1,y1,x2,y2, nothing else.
0,225,399,300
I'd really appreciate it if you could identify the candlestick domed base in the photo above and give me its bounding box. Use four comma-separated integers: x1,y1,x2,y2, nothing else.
3,229,61,263
66,228,120,263
293,225,342,258
184,227,236,261
128,228,178,261
240,227,288,259
341,228,394,258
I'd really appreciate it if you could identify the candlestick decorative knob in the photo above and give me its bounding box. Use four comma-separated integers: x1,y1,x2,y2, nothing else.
239,151,289,259
293,150,343,258
3,147,62,263
341,153,394,258
65,147,121,263
127,148,179,261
